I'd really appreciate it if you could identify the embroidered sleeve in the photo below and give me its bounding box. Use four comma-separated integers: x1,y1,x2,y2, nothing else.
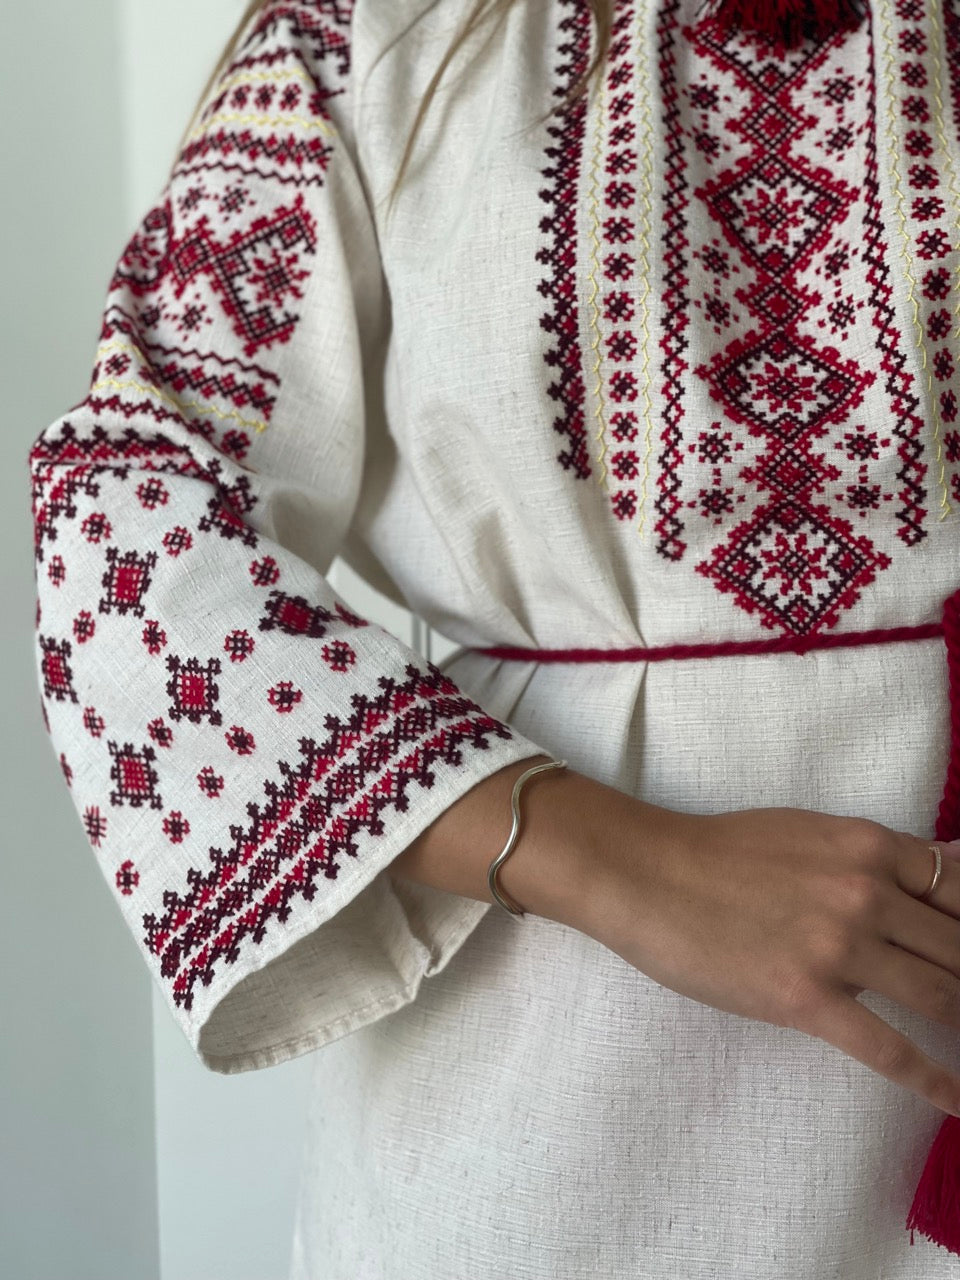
27,0,547,1074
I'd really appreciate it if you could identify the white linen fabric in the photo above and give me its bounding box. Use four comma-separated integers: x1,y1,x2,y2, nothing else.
29,0,960,1275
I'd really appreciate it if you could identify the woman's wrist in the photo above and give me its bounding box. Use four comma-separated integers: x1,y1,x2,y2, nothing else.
388,753,602,926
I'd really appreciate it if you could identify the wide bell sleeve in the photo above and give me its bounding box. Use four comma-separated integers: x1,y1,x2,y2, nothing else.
26,0,548,1075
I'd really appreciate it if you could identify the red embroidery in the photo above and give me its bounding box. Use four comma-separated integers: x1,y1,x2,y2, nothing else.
536,0,592,479
39,635,78,704
859,27,928,547
162,811,191,844
258,589,368,638
142,620,168,654
322,639,356,671
99,546,158,618
176,1,352,189
116,861,140,896
22,0,548,1028
656,0,691,560
108,741,163,810
147,665,519,1013
165,653,223,726
249,554,280,586
103,307,281,425
267,681,303,712
682,17,902,633
197,767,225,799
83,707,106,738
162,526,193,557
140,194,319,359
224,629,255,662
84,806,107,848
81,512,112,543
148,718,174,748
892,0,960,507
598,5,643,523
73,611,96,644
224,725,256,755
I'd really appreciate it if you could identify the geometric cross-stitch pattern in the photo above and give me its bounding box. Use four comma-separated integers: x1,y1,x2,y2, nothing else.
107,740,163,810
83,805,107,848
224,629,255,662
535,0,593,482
39,634,79,704
142,620,168,654
100,305,283,427
99,546,159,618
258,590,338,638
684,15,894,634
116,860,140,896
162,811,191,844
147,717,174,748
143,662,521,1012
532,0,943,641
164,653,223,725
165,196,319,360
197,766,226,799
224,725,256,755
83,707,106,738
267,681,302,712
174,1,354,191
197,482,260,547
322,639,356,671
73,610,96,644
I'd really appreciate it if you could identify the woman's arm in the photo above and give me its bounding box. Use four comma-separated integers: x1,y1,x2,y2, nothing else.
394,763,960,1120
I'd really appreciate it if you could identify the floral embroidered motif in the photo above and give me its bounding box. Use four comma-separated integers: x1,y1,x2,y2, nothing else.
537,0,953,636
682,13,906,633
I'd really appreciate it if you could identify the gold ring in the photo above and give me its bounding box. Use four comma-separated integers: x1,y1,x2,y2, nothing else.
921,844,943,901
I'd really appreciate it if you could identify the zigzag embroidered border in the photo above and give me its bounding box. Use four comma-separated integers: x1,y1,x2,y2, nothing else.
142,664,516,1012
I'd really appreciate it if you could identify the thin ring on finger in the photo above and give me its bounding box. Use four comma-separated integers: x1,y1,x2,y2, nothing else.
920,844,943,902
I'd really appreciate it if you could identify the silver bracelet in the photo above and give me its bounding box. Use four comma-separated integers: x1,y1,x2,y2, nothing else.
486,757,568,919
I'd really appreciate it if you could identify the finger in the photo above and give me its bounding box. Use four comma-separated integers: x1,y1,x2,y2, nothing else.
880,884,960,978
803,990,960,1116
893,836,960,920
846,934,960,1033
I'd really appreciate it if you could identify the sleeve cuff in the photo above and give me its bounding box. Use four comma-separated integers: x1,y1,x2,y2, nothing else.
180,729,549,1074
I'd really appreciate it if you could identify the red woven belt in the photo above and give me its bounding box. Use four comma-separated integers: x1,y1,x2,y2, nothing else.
468,586,960,846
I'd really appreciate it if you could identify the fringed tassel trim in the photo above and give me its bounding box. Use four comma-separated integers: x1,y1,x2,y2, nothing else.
696,0,868,49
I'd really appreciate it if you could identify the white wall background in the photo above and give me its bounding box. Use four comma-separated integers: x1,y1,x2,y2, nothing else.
3,2,455,1278
2,2,160,1278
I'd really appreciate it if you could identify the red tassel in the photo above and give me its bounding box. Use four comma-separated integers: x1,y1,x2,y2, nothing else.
907,1117,960,1252
696,0,867,49
906,586,960,1253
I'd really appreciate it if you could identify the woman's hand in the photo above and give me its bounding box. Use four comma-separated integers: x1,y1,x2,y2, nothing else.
390,760,960,1116
572,793,960,1117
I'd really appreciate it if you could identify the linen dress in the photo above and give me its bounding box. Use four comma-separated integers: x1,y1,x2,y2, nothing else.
28,0,960,1274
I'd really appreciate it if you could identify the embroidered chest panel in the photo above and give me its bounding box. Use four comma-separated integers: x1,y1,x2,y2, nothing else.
538,0,960,635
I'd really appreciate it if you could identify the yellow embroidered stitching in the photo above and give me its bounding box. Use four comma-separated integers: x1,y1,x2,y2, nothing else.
188,111,333,142
879,0,951,518
633,3,656,540
210,69,314,97
586,71,610,489
90,376,269,435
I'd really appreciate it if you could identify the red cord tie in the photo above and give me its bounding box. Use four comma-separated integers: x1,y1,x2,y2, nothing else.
907,586,960,1254
470,585,960,1255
